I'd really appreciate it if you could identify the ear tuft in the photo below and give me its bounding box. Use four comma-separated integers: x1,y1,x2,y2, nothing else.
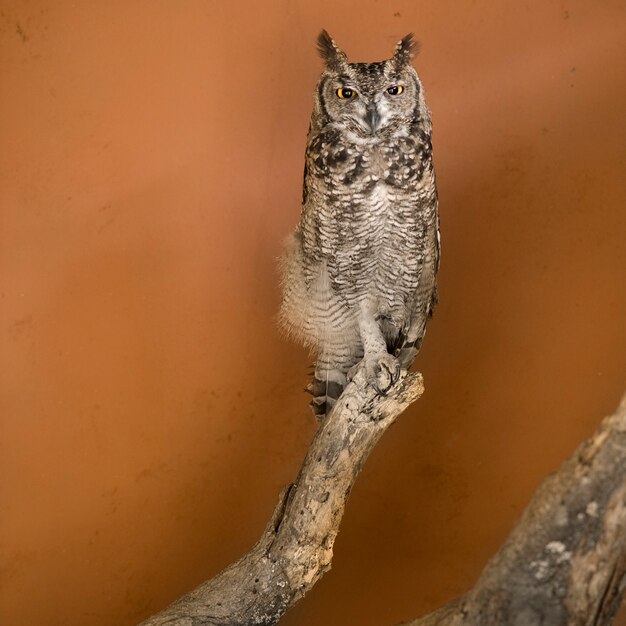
393,33,420,66
317,30,348,70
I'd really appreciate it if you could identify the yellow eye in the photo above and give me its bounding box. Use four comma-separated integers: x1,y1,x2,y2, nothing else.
336,87,356,99
387,84,404,96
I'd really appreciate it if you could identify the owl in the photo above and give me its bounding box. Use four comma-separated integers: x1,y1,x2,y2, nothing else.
280,31,440,418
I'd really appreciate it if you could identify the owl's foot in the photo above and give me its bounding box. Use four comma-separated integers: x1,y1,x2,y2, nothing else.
353,353,401,396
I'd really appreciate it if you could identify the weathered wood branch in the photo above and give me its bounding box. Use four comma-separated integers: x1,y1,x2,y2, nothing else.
139,367,424,626
404,392,626,626
140,371,626,626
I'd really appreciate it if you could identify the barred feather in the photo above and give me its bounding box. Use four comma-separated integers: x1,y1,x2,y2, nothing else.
280,33,439,419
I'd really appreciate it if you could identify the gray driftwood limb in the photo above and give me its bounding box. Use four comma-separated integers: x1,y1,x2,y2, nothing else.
404,392,626,626
139,367,424,626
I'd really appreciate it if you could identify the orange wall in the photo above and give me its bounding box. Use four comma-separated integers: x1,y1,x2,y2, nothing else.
1,2,625,625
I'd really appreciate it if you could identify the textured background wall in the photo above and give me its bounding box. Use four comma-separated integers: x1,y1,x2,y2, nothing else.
1,1,625,625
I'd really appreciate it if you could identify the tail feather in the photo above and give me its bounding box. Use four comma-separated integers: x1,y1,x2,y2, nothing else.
310,348,362,419
310,375,345,418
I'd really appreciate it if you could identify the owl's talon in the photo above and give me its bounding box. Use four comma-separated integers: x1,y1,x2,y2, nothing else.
372,381,388,396
393,361,401,383
361,353,400,396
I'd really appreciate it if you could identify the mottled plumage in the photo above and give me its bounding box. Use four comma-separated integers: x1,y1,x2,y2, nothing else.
281,31,440,418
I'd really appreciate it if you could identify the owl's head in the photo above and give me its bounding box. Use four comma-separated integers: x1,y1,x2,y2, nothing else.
312,30,428,139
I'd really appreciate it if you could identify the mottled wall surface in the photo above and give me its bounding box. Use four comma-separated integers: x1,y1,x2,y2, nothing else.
1,1,625,625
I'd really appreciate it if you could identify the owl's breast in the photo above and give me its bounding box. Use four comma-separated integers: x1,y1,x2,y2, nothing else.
300,129,437,323
306,131,432,193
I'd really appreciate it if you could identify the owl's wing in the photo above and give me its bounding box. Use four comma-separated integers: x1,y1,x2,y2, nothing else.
391,200,440,369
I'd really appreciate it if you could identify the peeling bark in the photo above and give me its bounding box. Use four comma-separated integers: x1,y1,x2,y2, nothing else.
138,368,424,626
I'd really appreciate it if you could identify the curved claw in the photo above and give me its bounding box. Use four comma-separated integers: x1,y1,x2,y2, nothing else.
382,360,402,386
361,353,401,397
392,361,401,384
374,361,399,396
372,380,388,396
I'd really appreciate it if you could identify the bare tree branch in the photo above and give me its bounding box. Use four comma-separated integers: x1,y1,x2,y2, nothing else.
139,369,626,626
403,392,626,626
139,367,424,626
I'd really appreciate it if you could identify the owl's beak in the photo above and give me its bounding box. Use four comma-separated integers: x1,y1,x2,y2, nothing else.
364,103,381,133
